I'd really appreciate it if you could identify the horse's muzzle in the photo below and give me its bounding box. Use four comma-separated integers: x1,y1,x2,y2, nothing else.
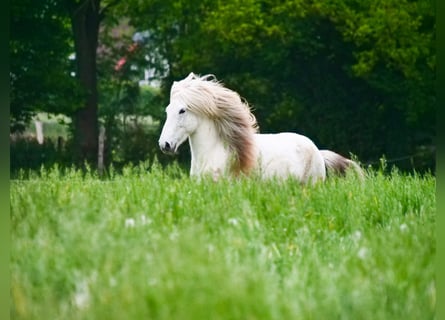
159,141,177,155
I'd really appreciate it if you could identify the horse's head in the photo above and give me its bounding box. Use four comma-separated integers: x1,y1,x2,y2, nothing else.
158,101,199,155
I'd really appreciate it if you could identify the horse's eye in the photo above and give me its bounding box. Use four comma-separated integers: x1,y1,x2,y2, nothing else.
179,108,186,114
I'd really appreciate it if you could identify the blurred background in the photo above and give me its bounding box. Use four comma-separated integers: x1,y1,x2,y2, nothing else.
10,0,436,175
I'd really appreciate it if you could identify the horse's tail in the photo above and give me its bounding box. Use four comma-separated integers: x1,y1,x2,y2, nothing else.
320,150,364,180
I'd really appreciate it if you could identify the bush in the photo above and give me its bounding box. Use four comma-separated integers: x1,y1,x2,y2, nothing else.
10,135,71,173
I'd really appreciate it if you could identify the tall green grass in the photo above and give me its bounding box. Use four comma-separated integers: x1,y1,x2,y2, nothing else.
10,164,435,319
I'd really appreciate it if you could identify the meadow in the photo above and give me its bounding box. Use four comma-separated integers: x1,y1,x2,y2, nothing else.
10,163,435,320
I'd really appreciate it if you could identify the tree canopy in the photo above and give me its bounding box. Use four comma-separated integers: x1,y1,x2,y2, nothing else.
10,0,81,131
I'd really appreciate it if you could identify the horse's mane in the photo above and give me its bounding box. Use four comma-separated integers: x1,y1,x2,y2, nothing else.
171,73,259,175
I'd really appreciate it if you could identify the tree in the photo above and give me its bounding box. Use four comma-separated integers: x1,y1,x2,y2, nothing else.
10,0,81,132
11,0,123,165
66,0,104,164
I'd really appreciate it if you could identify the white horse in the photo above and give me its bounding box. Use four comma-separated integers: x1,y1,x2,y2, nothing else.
159,73,362,183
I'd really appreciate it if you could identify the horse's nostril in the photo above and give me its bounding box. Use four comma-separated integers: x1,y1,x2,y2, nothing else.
165,142,171,150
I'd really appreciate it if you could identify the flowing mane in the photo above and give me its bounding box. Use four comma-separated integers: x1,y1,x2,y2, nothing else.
170,73,259,175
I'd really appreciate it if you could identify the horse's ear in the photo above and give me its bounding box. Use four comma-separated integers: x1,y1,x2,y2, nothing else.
187,72,196,79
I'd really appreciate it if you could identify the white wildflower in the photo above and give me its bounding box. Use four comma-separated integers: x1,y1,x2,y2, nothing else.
73,280,90,309
140,214,152,226
357,247,368,259
125,218,136,228
228,218,239,226
399,223,408,232
207,244,215,253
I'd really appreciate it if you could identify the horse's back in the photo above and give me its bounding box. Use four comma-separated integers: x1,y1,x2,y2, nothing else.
254,132,325,183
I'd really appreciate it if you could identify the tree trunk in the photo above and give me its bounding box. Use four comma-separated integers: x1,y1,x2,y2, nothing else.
69,0,101,165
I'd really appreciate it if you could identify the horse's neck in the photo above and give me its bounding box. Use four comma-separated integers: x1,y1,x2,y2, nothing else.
188,118,230,177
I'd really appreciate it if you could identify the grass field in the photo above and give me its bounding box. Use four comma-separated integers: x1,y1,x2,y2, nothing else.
10,164,435,320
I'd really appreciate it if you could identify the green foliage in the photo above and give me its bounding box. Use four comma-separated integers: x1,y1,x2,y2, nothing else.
322,0,435,78
10,137,71,173
121,0,435,170
98,77,166,167
95,17,169,168
10,0,83,132
11,166,435,319
315,0,435,130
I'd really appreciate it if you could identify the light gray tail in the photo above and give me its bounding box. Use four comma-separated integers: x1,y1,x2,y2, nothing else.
320,150,364,180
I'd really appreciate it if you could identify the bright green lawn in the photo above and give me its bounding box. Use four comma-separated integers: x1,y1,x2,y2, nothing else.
10,164,435,320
